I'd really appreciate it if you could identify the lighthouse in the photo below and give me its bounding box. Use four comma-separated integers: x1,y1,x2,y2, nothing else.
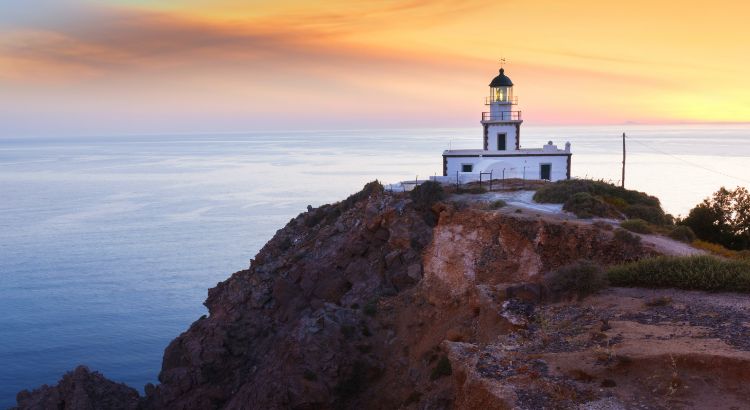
484,68,522,151
438,67,572,182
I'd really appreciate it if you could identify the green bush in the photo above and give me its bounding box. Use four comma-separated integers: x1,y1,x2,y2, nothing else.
534,179,659,207
607,255,750,292
613,228,641,246
563,192,614,218
624,204,668,225
668,225,696,243
682,186,750,250
410,181,444,209
534,179,667,223
544,260,608,300
620,219,652,234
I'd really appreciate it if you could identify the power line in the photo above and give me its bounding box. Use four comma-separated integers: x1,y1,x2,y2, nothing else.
627,137,750,185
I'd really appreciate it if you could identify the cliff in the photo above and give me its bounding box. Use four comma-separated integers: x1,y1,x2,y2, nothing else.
14,183,750,409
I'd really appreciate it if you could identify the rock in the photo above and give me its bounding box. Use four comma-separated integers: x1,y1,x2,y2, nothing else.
13,366,140,410
20,183,729,410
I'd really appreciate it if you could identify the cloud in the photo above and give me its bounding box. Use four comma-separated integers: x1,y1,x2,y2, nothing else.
0,0,498,80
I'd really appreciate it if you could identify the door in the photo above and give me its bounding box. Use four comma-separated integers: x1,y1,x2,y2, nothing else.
540,164,552,180
497,133,507,150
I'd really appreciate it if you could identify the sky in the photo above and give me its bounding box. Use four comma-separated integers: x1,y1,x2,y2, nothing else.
1,0,749,136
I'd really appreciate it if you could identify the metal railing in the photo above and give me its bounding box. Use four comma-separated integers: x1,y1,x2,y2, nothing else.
484,96,518,105
482,111,522,121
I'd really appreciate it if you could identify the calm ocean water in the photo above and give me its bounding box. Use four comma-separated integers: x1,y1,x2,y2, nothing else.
1,124,749,406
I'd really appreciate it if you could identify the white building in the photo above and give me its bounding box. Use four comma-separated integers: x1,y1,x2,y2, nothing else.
439,68,571,182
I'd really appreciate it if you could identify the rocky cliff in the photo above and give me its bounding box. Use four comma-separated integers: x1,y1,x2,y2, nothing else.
14,183,750,409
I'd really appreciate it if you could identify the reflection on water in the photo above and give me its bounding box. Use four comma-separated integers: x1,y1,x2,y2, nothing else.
0,124,749,405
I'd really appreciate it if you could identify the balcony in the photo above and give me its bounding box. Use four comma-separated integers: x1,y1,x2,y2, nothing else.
482,111,522,121
484,96,518,105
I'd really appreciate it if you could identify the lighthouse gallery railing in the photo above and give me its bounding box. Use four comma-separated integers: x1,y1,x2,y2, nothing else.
481,111,522,121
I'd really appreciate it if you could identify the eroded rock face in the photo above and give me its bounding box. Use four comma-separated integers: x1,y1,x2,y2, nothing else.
17,186,747,410
140,189,656,409
13,366,140,410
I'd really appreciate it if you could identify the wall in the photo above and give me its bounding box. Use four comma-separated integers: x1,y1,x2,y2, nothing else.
444,155,570,181
484,123,519,151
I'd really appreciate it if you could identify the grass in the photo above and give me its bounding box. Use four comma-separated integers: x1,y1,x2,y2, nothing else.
691,240,750,260
620,219,652,234
544,260,608,300
607,255,750,292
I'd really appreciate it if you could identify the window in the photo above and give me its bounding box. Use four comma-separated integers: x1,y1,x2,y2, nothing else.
461,164,473,173
497,133,507,150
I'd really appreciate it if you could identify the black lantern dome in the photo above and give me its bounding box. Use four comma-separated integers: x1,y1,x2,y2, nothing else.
489,68,513,87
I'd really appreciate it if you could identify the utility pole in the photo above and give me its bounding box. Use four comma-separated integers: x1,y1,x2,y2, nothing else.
621,133,626,188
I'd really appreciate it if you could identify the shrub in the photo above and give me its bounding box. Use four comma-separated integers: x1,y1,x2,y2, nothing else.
563,192,614,218
339,180,384,213
534,179,659,208
544,260,608,301
430,356,452,380
668,225,696,243
620,219,652,234
410,181,444,209
613,228,641,246
534,179,667,223
489,199,507,209
593,221,614,231
682,186,750,250
607,255,750,292
624,204,667,225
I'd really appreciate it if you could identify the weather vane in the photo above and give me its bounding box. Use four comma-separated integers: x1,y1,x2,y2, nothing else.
499,58,507,68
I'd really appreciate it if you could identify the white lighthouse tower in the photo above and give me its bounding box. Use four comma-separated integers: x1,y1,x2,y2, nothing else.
483,68,522,151
438,67,572,182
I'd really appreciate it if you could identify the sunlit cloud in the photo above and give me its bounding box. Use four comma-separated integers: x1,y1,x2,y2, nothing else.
0,0,748,136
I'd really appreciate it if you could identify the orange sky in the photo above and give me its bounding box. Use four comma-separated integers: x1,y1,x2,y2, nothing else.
1,0,749,136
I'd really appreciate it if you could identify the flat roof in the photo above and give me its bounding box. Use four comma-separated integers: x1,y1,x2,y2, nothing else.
443,149,570,156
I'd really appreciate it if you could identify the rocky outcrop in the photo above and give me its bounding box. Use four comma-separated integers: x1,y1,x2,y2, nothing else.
14,183,750,409
13,366,139,410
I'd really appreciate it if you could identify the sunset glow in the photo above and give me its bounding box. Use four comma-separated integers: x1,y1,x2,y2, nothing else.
2,0,749,136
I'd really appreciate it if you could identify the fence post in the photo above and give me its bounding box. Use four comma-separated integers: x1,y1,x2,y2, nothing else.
489,171,493,191
456,171,459,190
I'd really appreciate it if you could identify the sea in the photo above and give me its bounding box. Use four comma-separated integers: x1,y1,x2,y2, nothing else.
1,124,749,406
